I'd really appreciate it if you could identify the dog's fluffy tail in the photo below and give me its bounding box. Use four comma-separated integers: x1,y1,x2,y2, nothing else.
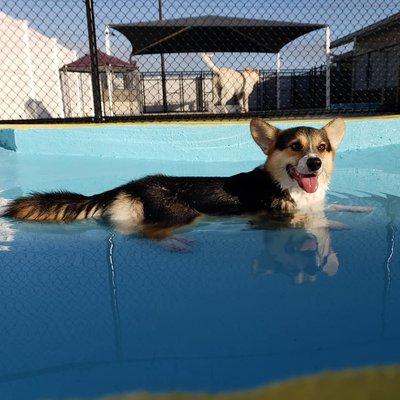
1,191,108,222
201,53,220,74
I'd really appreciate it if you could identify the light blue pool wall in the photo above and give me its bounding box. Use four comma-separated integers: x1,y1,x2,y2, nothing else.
1,118,400,161
2,118,400,202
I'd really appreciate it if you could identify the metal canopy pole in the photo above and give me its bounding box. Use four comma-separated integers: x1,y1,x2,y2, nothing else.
276,52,281,110
105,24,111,55
106,66,114,116
85,0,102,121
22,20,36,119
325,26,331,110
104,25,114,116
158,0,168,113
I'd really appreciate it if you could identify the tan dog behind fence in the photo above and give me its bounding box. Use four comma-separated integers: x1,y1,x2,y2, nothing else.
201,53,260,113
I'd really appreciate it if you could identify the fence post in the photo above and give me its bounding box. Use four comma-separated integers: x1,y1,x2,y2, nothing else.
325,26,331,110
85,0,103,121
104,25,114,116
158,0,168,113
52,38,65,118
276,52,281,110
22,20,36,119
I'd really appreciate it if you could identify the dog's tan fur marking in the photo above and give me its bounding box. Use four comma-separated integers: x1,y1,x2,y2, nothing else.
142,225,175,240
270,198,295,213
265,149,298,187
4,194,106,223
287,135,308,151
76,207,89,221
13,201,39,220
310,134,326,152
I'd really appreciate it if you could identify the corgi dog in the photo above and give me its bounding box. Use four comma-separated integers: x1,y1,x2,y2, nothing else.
2,118,347,239
202,53,260,113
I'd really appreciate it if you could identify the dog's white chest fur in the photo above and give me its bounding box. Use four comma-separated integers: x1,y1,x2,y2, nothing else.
289,184,327,213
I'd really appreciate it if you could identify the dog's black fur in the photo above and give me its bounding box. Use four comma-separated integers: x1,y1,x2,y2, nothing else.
121,168,291,225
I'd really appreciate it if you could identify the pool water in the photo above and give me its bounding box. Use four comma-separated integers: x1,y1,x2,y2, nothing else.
0,121,399,399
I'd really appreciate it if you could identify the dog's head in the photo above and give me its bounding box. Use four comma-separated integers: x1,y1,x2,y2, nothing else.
244,68,261,85
250,118,345,196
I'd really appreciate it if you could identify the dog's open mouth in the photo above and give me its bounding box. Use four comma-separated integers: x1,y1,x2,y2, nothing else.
286,165,318,193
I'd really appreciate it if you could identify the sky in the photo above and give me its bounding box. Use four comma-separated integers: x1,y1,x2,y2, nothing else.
3,0,399,72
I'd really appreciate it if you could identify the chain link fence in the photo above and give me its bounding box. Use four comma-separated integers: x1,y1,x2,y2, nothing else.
1,0,399,123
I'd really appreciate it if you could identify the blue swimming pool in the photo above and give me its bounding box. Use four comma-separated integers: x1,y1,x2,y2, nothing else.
0,118,399,399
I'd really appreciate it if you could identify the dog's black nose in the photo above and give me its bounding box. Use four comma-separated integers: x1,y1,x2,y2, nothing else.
306,157,322,171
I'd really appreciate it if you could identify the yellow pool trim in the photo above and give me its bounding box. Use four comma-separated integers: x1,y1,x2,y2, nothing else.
99,365,400,400
0,114,399,131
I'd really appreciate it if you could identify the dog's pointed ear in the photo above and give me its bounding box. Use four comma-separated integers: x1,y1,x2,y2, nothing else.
250,119,280,154
323,118,345,150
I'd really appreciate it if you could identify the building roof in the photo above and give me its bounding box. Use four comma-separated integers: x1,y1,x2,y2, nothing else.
331,12,400,48
332,50,353,63
110,15,325,54
61,50,138,72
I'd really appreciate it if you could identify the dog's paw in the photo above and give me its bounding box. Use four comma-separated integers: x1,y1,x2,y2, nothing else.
327,220,350,230
346,206,374,213
327,204,374,213
0,220,15,242
322,252,340,276
160,235,194,253
0,198,10,215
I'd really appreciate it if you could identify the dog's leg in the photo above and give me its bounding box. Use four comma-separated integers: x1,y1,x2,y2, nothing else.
212,75,220,106
220,87,232,113
242,93,249,113
142,225,176,240
142,224,195,253
310,226,340,276
238,96,245,113
160,235,194,253
326,204,374,213
140,200,201,251
326,220,350,230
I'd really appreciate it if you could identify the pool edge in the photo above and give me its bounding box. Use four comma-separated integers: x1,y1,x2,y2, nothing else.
0,114,399,131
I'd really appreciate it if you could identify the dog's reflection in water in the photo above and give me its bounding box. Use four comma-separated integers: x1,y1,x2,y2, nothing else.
251,212,341,284
0,199,15,252
0,219,15,252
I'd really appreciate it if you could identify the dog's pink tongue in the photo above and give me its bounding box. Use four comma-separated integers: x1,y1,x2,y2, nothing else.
300,175,318,193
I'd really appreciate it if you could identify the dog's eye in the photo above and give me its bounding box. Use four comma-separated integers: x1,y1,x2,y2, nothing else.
290,142,303,152
318,143,326,152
